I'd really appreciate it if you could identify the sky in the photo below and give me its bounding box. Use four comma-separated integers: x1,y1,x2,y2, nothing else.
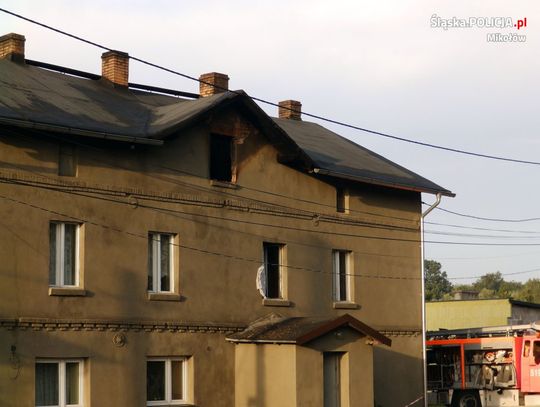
1,0,539,284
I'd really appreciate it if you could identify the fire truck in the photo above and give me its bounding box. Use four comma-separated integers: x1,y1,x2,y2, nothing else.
426,323,540,406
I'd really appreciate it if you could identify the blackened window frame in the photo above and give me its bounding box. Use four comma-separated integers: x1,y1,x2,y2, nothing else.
209,133,234,183
263,242,283,299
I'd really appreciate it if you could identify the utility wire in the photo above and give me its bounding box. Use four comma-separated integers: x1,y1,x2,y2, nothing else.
4,184,540,283
7,176,540,249
4,169,540,281
1,6,540,166
447,267,540,280
424,202,540,223
425,221,540,235
0,190,420,281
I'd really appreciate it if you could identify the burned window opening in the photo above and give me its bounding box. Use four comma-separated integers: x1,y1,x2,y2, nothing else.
263,243,282,299
210,134,233,182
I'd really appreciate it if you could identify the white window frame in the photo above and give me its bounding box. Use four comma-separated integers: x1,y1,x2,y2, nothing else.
333,250,351,302
50,222,80,287
147,357,188,406
148,233,175,293
35,359,83,407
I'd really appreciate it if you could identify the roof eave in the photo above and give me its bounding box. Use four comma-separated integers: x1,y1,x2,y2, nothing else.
0,117,164,146
313,167,455,197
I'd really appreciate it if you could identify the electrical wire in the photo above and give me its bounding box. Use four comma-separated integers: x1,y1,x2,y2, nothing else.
423,202,540,223
5,183,540,283
1,6,540,166
425,221,540,235
0,190,420,281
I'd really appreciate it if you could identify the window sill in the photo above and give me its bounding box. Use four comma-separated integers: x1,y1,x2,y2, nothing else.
49,287,87,297
147,292,182,302
333,301,359,310
210,180,238,189
262,298,291,307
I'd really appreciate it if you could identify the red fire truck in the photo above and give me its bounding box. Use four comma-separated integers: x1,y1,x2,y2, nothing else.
427,324,540,406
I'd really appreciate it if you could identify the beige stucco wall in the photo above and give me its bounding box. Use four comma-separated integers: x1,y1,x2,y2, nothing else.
234,343,297,407
234,329,374,407
0,105,424,406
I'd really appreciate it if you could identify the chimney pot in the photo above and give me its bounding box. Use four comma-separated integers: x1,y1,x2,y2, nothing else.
0,33,25,63
199,72,229,97
101,50,129,87
279,100,302,120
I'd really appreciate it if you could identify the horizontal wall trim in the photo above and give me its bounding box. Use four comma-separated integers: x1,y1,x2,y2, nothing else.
0,318,245,334
0,318,421,337
0,170,419,231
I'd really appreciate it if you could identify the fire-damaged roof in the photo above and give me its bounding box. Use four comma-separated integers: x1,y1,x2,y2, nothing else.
226,313,391,346
0,57,453,196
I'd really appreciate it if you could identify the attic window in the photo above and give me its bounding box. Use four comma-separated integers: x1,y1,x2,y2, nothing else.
210,134,234,182
336,188,349,213
58,144,77,177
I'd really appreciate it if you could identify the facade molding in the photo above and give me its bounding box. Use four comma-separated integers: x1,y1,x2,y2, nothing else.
0,170,419,231
0,317,420,337
0,318,245,334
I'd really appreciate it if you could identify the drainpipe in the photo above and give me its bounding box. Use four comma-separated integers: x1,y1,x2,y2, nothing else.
420,193,441,407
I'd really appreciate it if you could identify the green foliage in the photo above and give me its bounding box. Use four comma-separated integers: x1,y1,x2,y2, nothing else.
516,279,540,303
424,260,540,304
425,260,453,301
472,272,504,293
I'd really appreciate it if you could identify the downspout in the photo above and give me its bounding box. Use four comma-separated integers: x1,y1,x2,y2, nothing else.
420,193,442,407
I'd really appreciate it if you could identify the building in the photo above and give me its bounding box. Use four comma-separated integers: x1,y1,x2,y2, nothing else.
427,298,540,331
0,33,453,406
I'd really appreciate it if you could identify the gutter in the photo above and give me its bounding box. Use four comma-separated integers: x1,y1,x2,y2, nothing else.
420,193,442,407
0,117,164,146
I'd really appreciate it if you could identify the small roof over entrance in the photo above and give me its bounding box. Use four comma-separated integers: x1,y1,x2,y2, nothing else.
226,313,391,347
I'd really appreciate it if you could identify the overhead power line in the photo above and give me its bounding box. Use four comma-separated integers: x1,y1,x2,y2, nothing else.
424,202,540,223
3,185,540,283
1,7,540,166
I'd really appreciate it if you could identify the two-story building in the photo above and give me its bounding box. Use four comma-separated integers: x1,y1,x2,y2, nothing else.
0,33,453,406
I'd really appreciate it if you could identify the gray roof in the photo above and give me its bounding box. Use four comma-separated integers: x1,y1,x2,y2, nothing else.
226,313,391,346
275,118,453,196
0,58,453,196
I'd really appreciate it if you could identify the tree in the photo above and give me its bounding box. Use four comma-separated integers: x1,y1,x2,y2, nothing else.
425,260,453,301
516,279,540,303
472,272,504,293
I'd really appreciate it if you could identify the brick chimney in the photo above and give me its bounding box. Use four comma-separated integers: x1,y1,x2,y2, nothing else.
199,72,229,97
279,100,302,120
101,50,129,87
0,33,25,63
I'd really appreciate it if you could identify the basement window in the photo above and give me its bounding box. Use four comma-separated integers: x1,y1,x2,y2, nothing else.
210,134,234,182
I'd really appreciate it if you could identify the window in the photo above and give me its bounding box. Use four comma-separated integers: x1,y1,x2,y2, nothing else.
147,358,187,406
35,360,82,407
336,188,349,214
263,243,285,299
210,134,233,182
148,233,175,293
49,223,79,287
333,250,351,302
58,144,77,177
